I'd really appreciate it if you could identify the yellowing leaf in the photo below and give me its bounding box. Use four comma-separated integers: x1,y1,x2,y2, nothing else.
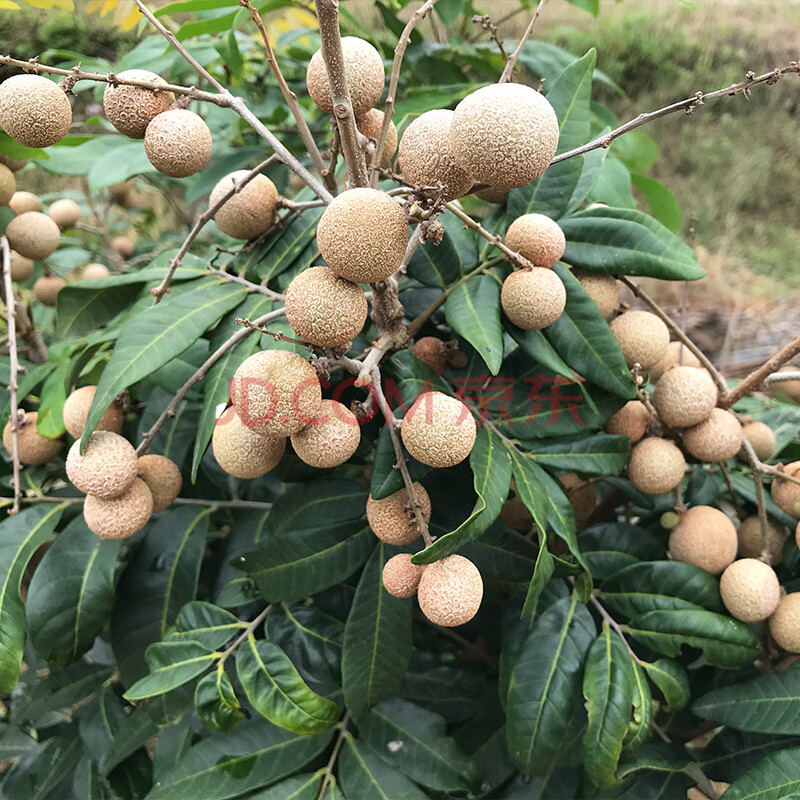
86,0,104,11
100,0,117,15
0,0,21,8
117,4,141,31
112,0,138,28
52,0,74,10
20,0,55,8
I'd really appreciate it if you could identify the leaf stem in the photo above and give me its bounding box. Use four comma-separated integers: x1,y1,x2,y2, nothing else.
315,713,350,800
217,605,273,669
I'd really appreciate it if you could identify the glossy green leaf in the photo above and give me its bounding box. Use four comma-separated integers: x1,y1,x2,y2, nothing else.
124,640,217,701
408,213,477,288
631,173,683,233
525,432,631,475
338,736,428,800
243,774,322,800
624,659,652,753
369,420,431,501
459,523,539,592
0,728,39,760
168,601,243,650
252,208,324,281
78,685,128,767
723,747,800,800
641,658,690,712
194,668,245,733
504,322,579,381
521,527,555,619
101,707,159,774
580,522,664,580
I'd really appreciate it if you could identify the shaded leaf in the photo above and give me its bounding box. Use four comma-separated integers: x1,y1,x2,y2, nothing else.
723,747,800,800
338,736,428,800
124,641,217,701
194,668,245,733
168,601,243,650
641,658,691,713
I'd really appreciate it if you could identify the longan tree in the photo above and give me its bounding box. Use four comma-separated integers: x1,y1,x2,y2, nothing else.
0,1,800,798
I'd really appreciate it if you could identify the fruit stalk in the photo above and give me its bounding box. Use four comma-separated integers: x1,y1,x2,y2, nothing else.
722,337,800,408
0,236,21,515
498,0,546,85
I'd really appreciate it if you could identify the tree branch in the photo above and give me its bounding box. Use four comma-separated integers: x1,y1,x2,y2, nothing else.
1,236,21,516
315,714,350,800
739,437,772,562
721,338,800,408
498,0,545,84
206,265,285,300
217,606,274,669
766,371,800,384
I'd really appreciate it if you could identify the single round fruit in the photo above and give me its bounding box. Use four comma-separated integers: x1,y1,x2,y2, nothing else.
81,263,111,281
382,553,425,598
0,153,26,172
687,781,731,800
771,462,800,517
603,400,648,443
0,74,72,147
137,454,182,512
285,266,367,347
417,554,483,627
112,236,134,258
33,276,65,306
609,310,670,370
450,83,559,189
62,385,124,439
212,407,286,479
316,187,408,283
356,108,397,163
669,505,737,575
661,511,680,529
306,36,385,116
9,191,42,215
66,431,139,499
103,69,175,139
738,515,787,565
627,437,685,495
572,269,619,317
398,110,474,200
742,421,776,462
144,109,212,178
366,482,431,545
2,411,61,465
560,472,597,522
231,350,322,438
505,213,565,269
6,211,60,260
650,340,701,382
499,495,533,531
411,337,449,375
9,251,33,282
719,558,780,623
291,399,360,469
47,198,80,230
652,366,718,429
476,186,509,205
770,593,800,654
682,408,742,462
84,478,153,540
209,170,278,240
0,163,15,206
500,268,566,330
401,392,476,468
774,366,800,403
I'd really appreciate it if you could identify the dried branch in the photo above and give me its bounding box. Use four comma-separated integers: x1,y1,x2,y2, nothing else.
1,237,21,515
722,338,800,408
206,265,285,300
472,15,508,62
498,0,545,84
235,316,307,347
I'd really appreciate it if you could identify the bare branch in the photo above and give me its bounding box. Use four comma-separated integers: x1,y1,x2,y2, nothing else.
206,265,285,300
722,338,800,408
498,0,545,84
235,316,307,347
766,371,800,384
217,605,274,669
315,714,351,800
1,236,21,515
471,15,508,63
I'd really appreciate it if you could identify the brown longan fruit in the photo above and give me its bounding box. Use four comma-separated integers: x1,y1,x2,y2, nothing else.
560,472,597,522
316,187,408,283
499,495,533,531
62,386,124,439
103,69,175,139
774,367,800,403
144,109,212,178
48,198,80,230
112,236,135,259
382,553,425,598
81,263,111,281
682,408,742,462
650,340,701,382
505,214,566,269
652,366,717,429
66,430,139,499
0,163,15,206
669,505,737,575
285,266,367,348
366,483,431,545
603,400,648,443
737,515,787,565
771,462,800,517
9,251,34,282
741,421,776,462
0,74,72,148
411,337,450,375
719,558,780,623
627,437,685,495
2,411,61,465
501,268,566,330
0,154,27,172
137,454,182,512
356,108,397,164
6,212,60,260
769,593,800,654
9,191,42,215
572,269,619,317
209,170,278,240
84,477,153,540
290,399,360,469
686,781,730,800
417,554,483,627
33,276,66,306
212,408,285,479
609,310,670,370
476,186,509,205
401,392,476,468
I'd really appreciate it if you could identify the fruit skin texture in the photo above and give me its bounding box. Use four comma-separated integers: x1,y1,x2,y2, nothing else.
382,553,425,598
411,337,450,375
82,263,111,281
366,483,431,545
719,558,780,623
682,408,743,462
0,163,15,206
771,462,800,517
401,392,476,468
103,69,175,139
9,191,42,215
476,186,509,204
572,269,618,317
500,268,566,331
356,109,397,163
0,74,72,147
505,214,566,269
668,505,737,575
6,212,61,260
2,411,61,465
306,36,385,116
84,478,153,540
137,454,182,512
144,109,212,178
609,310,670,370
209,170,278,240
769,593,800,653
652,366,718,429
738,515,787,565
627,437,685,495
290,399,360,469
417,554,483,627
231,350,322,437
112,236,134,258
603,400,648,443
48,198,80,230
62,385,124,439
33,276,65,306
285,266,367,347
9,251,33,282
66,431,139,499
650,340,701,382
398,110,474,200
742,421,776,462
450,83,559,189
212,407,286,479
316,188,408,283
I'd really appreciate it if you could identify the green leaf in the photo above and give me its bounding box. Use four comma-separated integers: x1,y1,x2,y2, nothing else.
101,706,159,774
177,12,238,41
251,208,324,281
729,473,798,528
459,524,539,592
0,728,39,760
641,658,690,712
72,755,115,799
444,274,504,375
78,685,128,767
559,206,705,280
521,527,555,619
0,504,64,693
0,130,48,160
506,595,596,774
582,625,637,788
194,668,245,733
413,426,512,564
236,637,340,734
722,747,800,800
342,544,412,721
81,278,246,448
631,173,683,233
624,659,652,753
625,609,761,669
408,213,477,288
433,0,464,24
369,421,431,501
505,322,579,382
88,138,157,190
156,0,239,15
168,601,243,650
241,774,322,800
338,736,429,800
580,521,664,580
26,516,121,666
124,640,217,701
525,432,631,475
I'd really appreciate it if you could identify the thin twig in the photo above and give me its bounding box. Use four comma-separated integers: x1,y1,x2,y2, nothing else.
356,334,393,384
1,237,21,515
207,265,285,300
217,606,274,669
739,437,771,562
315,714,350,800
498,0,545,84
766,371,800,384
471,15,508,62
722,338,800,408
718,462,745,518
235,316,307,347
589,594,642,664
